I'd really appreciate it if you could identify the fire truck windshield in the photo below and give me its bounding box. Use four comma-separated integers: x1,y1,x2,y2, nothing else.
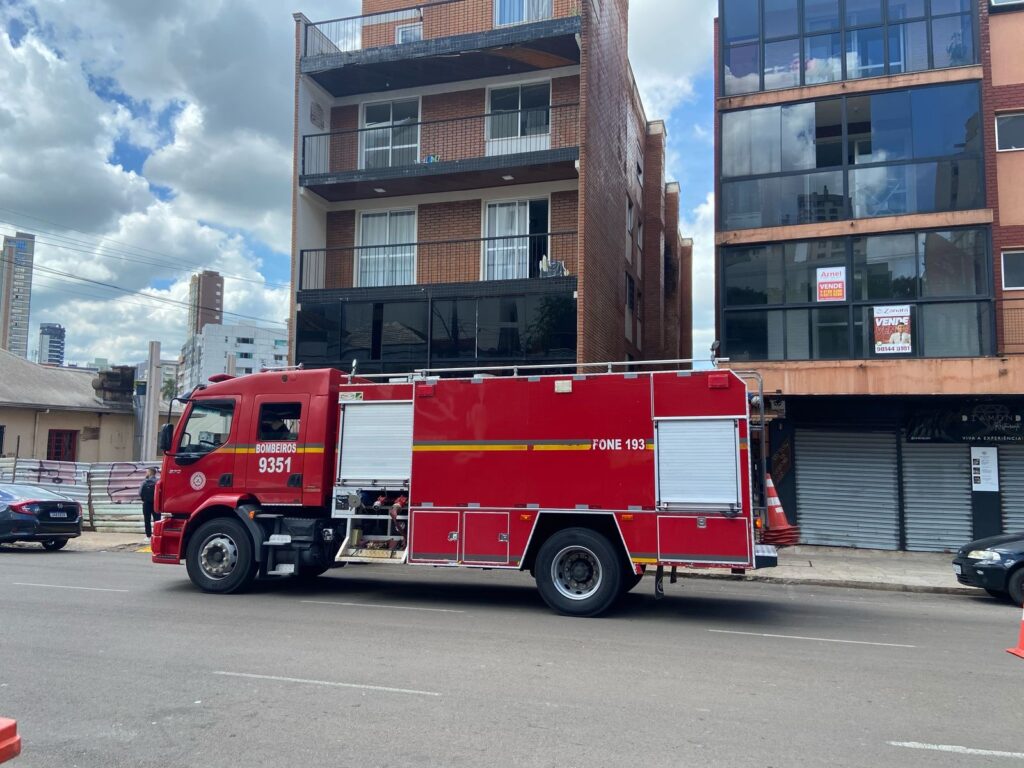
177,401,235,455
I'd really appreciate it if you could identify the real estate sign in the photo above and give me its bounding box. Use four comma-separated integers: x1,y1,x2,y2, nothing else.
874,305,912,355
816,266,846,302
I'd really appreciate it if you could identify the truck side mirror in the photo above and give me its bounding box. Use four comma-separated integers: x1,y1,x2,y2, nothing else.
158,423,174,454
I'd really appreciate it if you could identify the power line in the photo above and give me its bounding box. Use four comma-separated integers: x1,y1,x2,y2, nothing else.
0,252,287,328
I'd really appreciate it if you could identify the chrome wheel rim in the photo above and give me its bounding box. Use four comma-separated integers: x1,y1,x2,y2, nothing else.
198,533,238,580
550,545,602,601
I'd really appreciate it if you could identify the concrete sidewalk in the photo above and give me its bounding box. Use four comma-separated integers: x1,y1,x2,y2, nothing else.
3,532,975,596
684,545,972,595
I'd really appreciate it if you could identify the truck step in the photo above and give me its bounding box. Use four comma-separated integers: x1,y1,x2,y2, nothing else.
265,534,292,546
265,564,296,576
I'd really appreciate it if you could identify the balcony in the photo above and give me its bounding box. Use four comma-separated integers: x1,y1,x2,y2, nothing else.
300,104,579,201
301,0,582,97
299,231,578,291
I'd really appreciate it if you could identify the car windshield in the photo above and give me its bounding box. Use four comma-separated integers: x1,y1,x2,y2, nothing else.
178,400,235,455
0,484,73,501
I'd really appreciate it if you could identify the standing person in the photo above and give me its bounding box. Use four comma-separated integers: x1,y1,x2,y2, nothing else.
139,468,158,538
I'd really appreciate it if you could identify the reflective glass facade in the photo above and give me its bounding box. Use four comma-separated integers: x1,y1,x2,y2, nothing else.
296,284,576,373
720,81,983,230
721,227,992,360
721,0,978,95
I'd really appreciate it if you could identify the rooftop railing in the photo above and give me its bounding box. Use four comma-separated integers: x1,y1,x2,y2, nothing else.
301,103,579,178
298,232,578,291
303,0,578,58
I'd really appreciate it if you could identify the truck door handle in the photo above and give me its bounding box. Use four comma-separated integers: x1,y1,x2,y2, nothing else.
447,531,459,542
498,533,509,543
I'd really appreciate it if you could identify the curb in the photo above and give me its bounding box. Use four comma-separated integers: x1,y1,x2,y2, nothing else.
678,571,980,596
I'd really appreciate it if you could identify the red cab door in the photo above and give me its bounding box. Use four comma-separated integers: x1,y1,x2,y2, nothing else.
244,394,310,506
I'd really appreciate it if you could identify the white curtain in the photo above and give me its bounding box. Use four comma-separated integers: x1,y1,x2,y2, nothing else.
486,202,529,280
359,212,414,287
526,0,552,22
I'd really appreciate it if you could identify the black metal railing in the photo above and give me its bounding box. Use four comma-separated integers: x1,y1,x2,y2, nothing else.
303,0,575,58
301,103,579,178
299,232,578,291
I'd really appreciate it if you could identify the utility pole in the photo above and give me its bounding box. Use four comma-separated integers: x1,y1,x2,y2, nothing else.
142,341,162,462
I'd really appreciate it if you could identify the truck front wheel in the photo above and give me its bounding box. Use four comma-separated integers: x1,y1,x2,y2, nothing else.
185,518,256,594
535,528,623,617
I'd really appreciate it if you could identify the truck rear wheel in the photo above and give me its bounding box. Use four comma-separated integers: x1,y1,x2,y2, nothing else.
185,518,256,594
535,528,622,617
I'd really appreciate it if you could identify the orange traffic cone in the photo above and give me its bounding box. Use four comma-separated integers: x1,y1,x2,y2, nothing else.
1008,607,1024,660
762,474,800,547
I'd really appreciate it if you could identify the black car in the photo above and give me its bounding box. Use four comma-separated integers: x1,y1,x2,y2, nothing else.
952,532,1024,606
0,483,83,550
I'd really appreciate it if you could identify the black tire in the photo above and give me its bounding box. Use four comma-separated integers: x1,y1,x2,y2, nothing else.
41,539,68,551
1008,568,1024,608
185,517,256,594
535,527,623,617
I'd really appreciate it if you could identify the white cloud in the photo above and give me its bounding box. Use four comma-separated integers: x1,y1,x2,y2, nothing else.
681,192,717,361
628,0,716,117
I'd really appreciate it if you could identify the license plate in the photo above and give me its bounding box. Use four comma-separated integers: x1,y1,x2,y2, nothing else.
953,564,962,575
49,511,68,519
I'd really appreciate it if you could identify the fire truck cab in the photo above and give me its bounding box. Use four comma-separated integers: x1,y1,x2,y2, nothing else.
153,361,776,617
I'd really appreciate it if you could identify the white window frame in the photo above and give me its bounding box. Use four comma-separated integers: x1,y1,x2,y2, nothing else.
995,112,1024,153
480,196,551,281
493,0,554,27
395,22,422,44
485,80,552,156
1002,250,1024,290
359,96,422,170
355,208,418,287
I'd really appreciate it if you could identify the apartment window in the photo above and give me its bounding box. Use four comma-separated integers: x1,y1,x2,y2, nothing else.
358,210,416,287
395,23,422,43
722,227,992,361
1003,252,1024,290
46,430,78,462
484,199,549,280
237,352,253,359
721,0,977,95
626,273,637,312
488,83,551,154
494,0,553,26
236,337,254,344
361,99,419,170
626,198,635,234
720,82,983,231
996,113,1024,152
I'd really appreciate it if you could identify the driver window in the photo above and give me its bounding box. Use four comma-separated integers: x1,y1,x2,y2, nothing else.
258,403,301,441
178,401,235,454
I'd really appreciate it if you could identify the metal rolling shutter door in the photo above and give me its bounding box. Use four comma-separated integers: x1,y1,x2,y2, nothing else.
795,429,900,550
901,440,972,552
1000,445,1024,533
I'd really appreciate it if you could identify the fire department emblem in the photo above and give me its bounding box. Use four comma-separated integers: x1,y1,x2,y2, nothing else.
190,473,207,491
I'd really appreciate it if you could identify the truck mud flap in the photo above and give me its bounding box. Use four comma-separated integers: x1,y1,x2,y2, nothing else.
754,544,778,569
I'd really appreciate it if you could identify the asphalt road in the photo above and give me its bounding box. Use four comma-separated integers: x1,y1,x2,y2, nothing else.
1,547,1021,768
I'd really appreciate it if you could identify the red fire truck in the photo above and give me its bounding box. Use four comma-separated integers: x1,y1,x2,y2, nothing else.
152,361,777,616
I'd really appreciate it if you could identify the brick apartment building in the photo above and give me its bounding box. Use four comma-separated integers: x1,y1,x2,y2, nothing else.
715,0,1024,551
290,0,691,376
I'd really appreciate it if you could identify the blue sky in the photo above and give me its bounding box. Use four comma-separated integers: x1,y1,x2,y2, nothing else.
0,0,719,365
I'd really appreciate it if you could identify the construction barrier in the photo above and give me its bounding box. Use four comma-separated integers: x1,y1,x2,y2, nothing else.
0,458,159,533
1008,606,1024,660
0,718,20,764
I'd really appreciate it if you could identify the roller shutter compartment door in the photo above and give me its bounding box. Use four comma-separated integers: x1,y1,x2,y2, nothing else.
901,440,972,552
338,402,413,485
795,429,899,550
1000,445,1024,533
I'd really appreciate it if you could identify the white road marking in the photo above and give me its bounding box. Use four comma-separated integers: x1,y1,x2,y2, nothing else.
301,599,465,614
13,582,128,593
707,629,915,648
888,742,1024,759
212,671,441,697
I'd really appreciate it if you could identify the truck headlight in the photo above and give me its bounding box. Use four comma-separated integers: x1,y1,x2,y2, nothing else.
968,550,1001,562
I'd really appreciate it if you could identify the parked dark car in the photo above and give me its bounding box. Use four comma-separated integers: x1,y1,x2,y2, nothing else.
952,532,1024,606
0,483,82,550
